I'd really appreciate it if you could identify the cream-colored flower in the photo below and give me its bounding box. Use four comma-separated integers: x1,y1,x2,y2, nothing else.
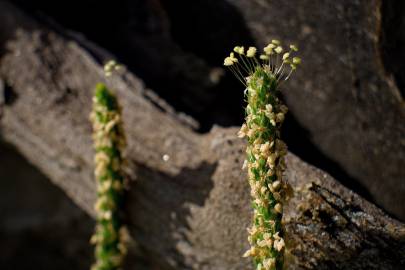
267,154,277,168
263,258,276,269
224,57,234,66
234,46,245,55
290,44,298,51
272,39,281,45
238,123,248,138
260,54,269,60
260,142,271,156
274,237,285,251
242,160,248,170
247,47,257,57
272,180,281,191
274,203,283,213
275,46,283,54
263,43,276,55
293,57,301,64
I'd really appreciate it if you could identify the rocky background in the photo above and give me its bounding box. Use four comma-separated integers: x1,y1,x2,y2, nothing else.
0,0,404,269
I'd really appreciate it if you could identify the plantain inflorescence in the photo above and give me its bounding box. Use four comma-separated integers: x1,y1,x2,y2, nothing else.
90,82,128,270
224,41,301,270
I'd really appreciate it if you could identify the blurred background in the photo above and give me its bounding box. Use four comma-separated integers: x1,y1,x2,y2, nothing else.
0,0,404,269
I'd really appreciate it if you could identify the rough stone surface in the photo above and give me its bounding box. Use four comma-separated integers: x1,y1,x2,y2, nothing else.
226,0,405,220
0,141,93,270
0,2,404,269
10,1,405,220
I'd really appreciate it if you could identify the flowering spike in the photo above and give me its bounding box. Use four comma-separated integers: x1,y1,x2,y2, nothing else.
223,40,301,270
90,83,128,270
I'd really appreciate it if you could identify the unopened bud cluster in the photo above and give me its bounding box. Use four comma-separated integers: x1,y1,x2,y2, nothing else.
225,40,301,270
104,60,122,77
90,83,128,270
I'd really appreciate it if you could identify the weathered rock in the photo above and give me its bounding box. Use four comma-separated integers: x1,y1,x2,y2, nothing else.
0,141,93,270
226,0,405,220
0,2,404,269
11,0,248,131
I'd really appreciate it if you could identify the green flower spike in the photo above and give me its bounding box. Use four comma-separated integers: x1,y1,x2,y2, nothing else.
224,42,301,270
90,83,128,270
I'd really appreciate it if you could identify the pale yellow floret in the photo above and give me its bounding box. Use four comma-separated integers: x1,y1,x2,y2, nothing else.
260,54,269,60
290,44,298,51
263,258,276,270
260,186,268,195
243,246,257,257
267,154,277,168
112,181,123,191
230,52,239,63
274,237,285,251
242,160,248,170
260,142,271,156
224,57,234,66
275,46,283,54
98,180,112,193
247,47,257,57
282,52,290,61
90,234,99,244
273,192,281,201
238,123,248,138
243,249,251,258
274,203,283,213
234,46,245,55
271,39,281,45
104,60,122,77
263,44,275,55
95,162,108,177
272,180,281,191
293,57,301,65
257,238,272,248
103,210,112,220
263,232,272,240
95,151,110,164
